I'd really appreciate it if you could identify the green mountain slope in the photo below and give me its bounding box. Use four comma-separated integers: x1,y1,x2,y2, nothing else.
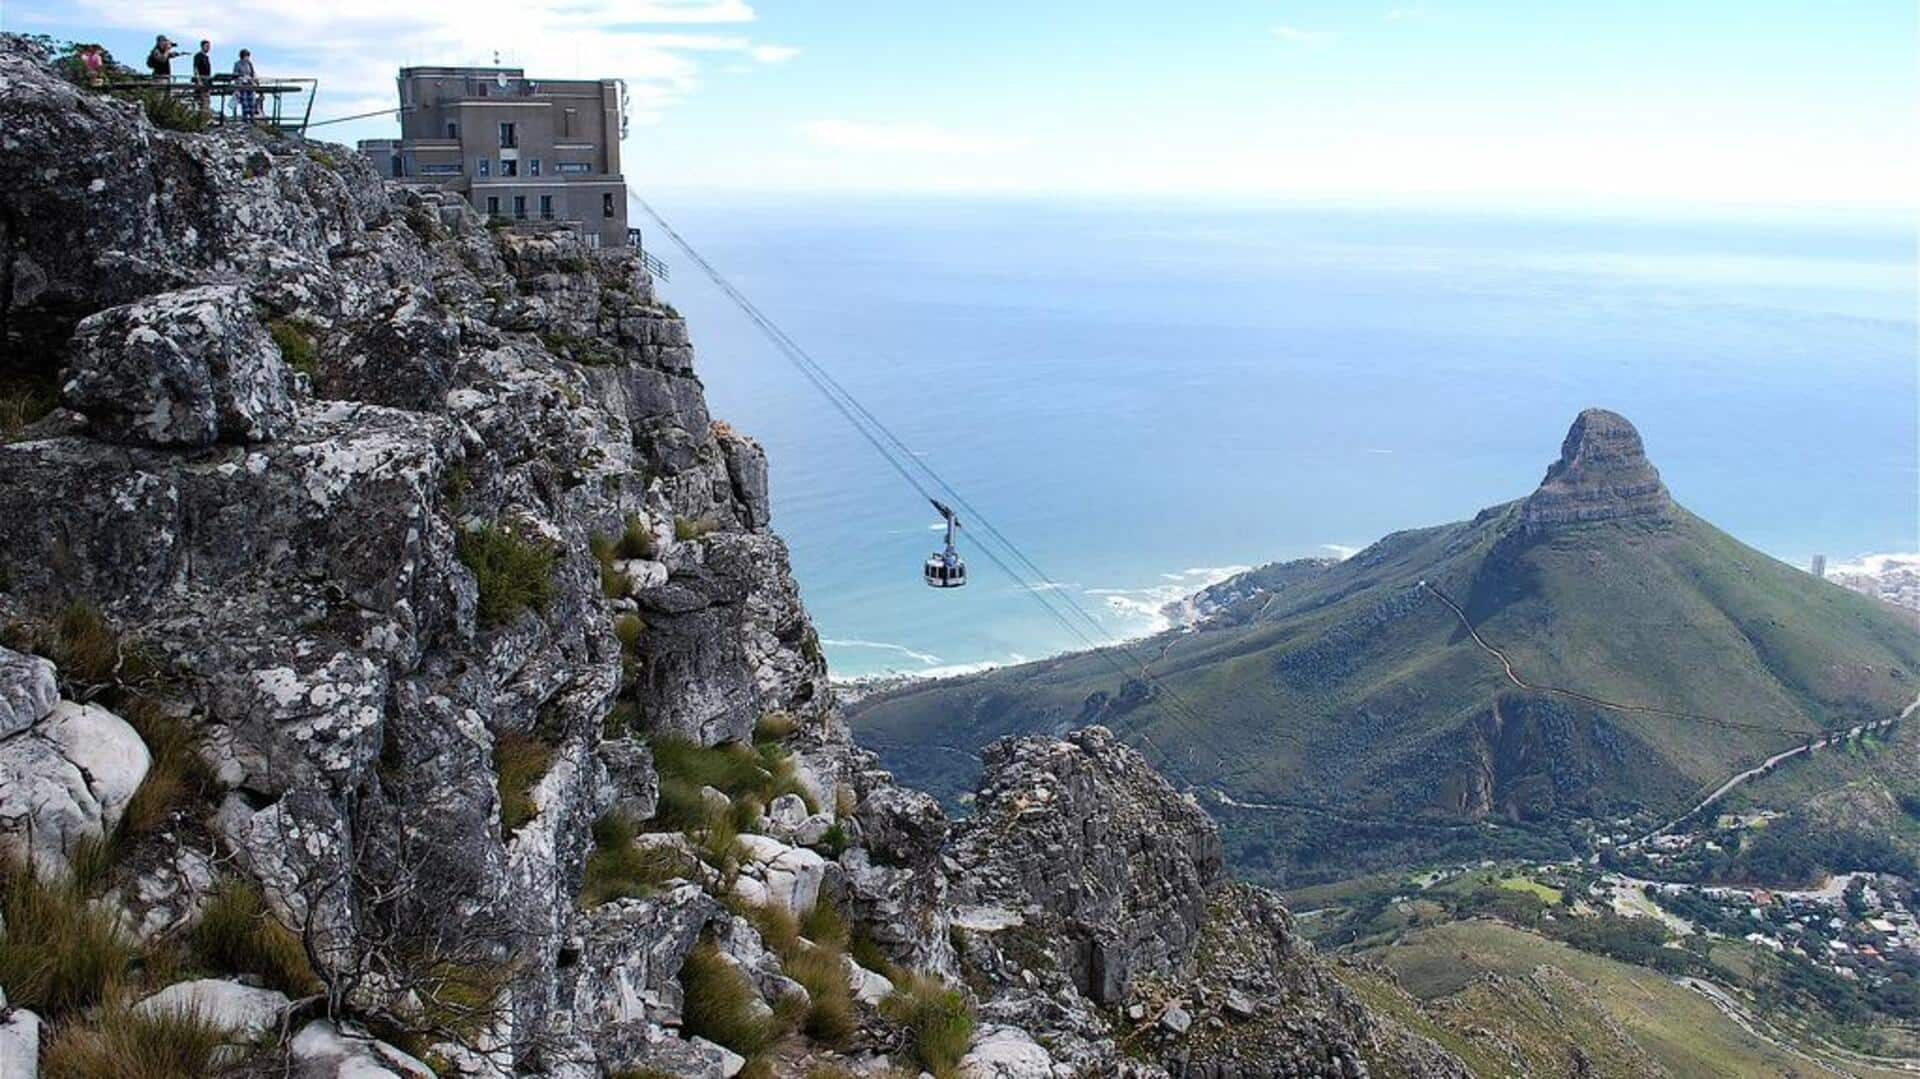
849,410,1920,877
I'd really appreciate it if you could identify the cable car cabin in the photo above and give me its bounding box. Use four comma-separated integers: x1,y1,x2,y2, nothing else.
924,553,967,588
924,498,966,588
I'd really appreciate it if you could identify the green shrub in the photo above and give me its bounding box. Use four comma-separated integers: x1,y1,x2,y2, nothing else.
0,377,57,441
0,859,138,1019
882,972,974,1076
495,731,554,832
614,613,645,649
41,1004,234,1079
268,319,319,380
602,700,639,741
752,712,795,743
674,516,714,542
817,822,850,858
188,877,320,996
126,90,206,132
580,813,685,907
617,515,657,559
458,523,559,626
307,147,340,170
679,940,777,1058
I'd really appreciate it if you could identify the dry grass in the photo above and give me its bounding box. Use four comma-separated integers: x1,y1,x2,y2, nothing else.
679,940,778,1058
0,857,138,1019
188,877,320,997
40,1004,234,1079
494,731,554,833
580,813,685,907
753,712,796,743
882,972,974,1077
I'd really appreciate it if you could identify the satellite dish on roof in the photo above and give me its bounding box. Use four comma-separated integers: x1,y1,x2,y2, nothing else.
496,71,509,89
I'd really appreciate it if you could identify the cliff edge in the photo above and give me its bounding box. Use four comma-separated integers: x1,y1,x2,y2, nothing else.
0,36,1462,1079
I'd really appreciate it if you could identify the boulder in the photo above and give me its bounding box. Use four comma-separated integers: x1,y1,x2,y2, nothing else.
289,1018,436,1078
64,285,297,447
137,979,291,1042
561,886,721,1035
959,1024,1056,1078
733,833,829,912
0,701,151,876
0,645,57,738
766,792,808,829
843,954,895,1005
0,992,38,1079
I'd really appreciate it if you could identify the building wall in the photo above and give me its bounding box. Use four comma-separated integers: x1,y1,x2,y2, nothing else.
359,67,629,247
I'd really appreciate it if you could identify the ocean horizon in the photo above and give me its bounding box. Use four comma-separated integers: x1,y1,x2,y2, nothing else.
643,193,1919,679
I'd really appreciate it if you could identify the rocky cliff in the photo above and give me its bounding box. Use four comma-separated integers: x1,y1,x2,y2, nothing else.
1519,408,1671,534
0,36,1462,1079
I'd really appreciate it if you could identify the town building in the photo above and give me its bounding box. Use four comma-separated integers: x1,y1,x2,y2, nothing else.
1811,554,1826,579
358,66,630,248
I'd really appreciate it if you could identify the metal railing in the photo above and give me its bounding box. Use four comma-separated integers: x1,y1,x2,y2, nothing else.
626,228,670,281
102,75,318,134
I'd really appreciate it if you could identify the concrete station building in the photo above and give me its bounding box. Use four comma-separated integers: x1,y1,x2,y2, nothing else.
358,66,630,248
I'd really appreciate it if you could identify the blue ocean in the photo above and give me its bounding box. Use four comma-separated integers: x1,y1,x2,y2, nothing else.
645,195,1918,678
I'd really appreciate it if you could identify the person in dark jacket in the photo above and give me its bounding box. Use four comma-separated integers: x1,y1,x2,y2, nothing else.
192,40,212,112
146,35,181,80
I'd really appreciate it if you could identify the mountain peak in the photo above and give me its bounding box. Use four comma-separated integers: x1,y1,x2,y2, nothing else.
1522,408,1672,532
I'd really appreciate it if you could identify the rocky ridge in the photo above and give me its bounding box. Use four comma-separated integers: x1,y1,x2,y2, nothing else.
1519,408,1672,534
0,36,1462,1079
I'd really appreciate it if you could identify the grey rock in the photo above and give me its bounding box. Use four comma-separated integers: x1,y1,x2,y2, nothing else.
960,1024,1056,1078
0,646,58,738
0,1000,38,1079
136,979,291,1042
732,833,829,912
1160,1005,1193,1035
289,1018,436,1078
64,285,297,447
558,885,721,1040
0,701,151,876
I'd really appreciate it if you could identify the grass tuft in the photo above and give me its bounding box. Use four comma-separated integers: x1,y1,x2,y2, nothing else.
0,858,138,1019
0,376,58,441
268,319,319,381
458,523,559,627
673,516,714,542
679,940,778,1058
616,515,657,560
614,613,646,649
752,712,796,743
882,972,974,1077
188,877,320,996
41,1004,233,1079
580,813,685,907
494,731,554,833
117,694,214,839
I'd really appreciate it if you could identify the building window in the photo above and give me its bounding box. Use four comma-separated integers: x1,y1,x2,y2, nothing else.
555,162,590,175
513,196,527,219
603,192,615,218
529,158,541,177
446,121,458,139
501,159,518,177
498,122,516,148
562,109,574,137
390,154,403,177
486,196,500,217
540,195,554,219
477,158,490,178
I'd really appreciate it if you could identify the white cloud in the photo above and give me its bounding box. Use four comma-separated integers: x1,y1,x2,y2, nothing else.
802,119,1027,156
1272,25,1336,45
52,0,780,136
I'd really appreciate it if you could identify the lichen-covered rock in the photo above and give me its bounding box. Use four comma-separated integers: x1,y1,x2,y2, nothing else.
959,1024,1055,1078
557,885,722,1042
0,701,150,876
950,726,1216,1004
733,833,830,912
949,727,1468,1078
0,645,58,737
63,285,297,446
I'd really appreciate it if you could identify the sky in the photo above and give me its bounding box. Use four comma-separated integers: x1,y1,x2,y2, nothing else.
4,0,1916,210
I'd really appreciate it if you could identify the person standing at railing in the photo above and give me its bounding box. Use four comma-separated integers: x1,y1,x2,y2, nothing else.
192,40,213,113
146,35,182,81
233,50,258,121
79,45,106,86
